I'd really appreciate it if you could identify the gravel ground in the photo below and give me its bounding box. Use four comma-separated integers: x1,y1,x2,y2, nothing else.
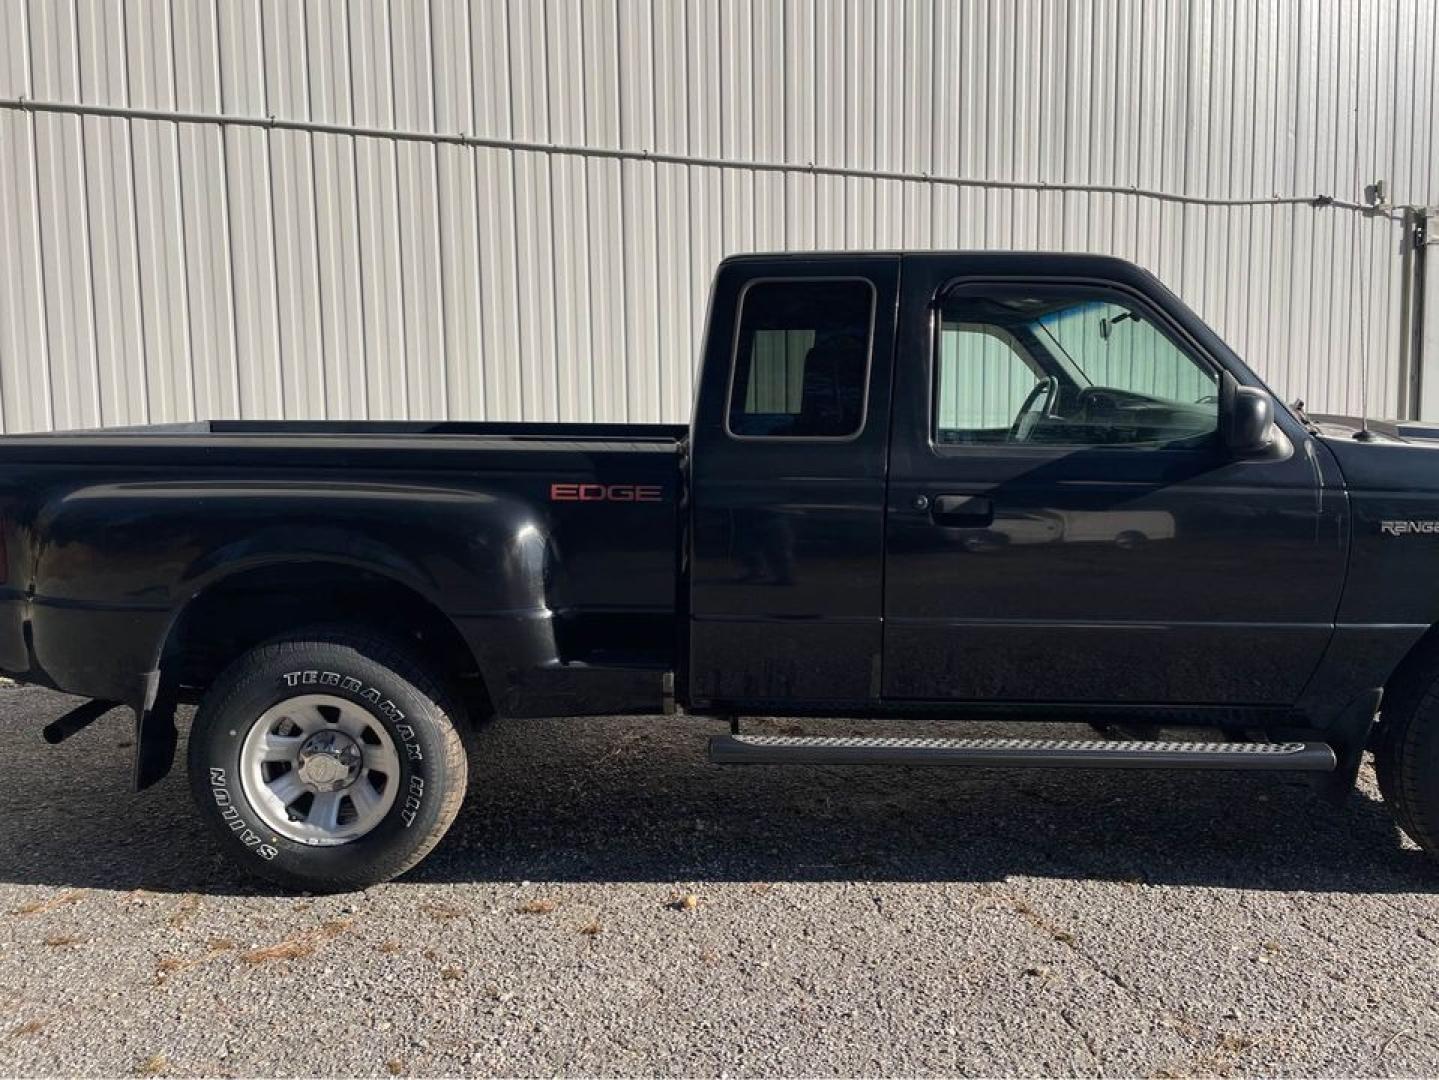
0,683,1437,1078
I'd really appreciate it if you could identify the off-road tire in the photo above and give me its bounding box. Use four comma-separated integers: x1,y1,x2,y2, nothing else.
1374,656,1439,857
187,628,470,892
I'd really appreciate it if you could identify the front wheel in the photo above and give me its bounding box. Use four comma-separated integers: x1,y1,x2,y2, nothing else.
1375,658,1439,860
188,629,470,892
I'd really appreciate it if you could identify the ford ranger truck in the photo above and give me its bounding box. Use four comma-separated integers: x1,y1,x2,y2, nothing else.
2,251,1435,891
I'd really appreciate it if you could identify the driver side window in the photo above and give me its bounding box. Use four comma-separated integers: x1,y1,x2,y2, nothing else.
934,288,1219,448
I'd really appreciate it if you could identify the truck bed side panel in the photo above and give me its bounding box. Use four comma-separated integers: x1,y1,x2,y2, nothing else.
0,434,681,717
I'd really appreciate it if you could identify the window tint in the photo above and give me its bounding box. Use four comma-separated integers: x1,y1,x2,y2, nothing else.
935,289,1218,447
728,279,874,438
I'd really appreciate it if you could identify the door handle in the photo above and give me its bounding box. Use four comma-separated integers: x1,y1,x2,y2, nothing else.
931,495,993,527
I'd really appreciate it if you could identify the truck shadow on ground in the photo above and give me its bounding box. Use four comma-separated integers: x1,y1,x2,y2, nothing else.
2,690,1435,896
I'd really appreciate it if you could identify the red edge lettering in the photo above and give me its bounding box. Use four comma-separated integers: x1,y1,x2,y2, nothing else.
550,483,663,503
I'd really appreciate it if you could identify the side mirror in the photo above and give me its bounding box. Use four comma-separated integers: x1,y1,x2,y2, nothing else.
1219,371,1276,456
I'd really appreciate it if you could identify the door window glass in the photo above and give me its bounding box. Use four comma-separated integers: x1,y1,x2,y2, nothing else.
935,289,1219,447
936,324,1047,440
728,279,875,439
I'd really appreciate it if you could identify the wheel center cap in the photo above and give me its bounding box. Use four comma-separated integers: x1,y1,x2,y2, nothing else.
296,731,362,791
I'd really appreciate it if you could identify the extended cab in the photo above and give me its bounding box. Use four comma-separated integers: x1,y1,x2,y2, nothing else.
4,251,1438,890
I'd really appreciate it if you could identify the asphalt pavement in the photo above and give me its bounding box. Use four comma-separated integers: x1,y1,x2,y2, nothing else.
0,683,1437,1077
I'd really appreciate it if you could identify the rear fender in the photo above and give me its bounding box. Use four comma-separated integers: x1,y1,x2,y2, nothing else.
131,517,551,790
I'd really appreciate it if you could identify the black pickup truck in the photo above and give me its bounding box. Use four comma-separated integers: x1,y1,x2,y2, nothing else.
4,251,1438,891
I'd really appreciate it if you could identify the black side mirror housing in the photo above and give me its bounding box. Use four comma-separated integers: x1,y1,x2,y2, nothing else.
1219,371,1276,456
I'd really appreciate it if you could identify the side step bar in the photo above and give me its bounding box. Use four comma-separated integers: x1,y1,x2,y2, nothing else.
708,734,1337,772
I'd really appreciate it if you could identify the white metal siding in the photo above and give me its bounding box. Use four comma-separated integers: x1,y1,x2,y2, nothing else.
1,0,1436,433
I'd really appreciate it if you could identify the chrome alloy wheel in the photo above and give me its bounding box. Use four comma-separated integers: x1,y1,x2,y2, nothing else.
238,694,402,846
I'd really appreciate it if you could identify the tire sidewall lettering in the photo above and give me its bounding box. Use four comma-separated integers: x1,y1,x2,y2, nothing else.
207,766,278,860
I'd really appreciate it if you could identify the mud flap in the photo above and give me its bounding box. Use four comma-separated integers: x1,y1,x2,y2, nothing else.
1315,688,1383,803
132,670,178,791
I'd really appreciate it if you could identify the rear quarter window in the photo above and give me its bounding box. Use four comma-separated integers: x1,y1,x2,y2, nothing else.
726,279,876,440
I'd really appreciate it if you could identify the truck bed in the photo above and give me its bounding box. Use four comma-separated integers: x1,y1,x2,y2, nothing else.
0,419,685,718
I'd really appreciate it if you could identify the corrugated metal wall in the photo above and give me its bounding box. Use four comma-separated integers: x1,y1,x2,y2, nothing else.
0,0,1436,434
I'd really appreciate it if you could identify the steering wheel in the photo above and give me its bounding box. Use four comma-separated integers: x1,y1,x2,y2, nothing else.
1009,377,1058,442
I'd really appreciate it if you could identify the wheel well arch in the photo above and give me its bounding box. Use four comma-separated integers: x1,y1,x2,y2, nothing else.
1380,623,1439,723
155,561,491,718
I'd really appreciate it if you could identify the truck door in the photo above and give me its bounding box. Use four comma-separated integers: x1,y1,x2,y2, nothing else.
882,259,1347,706
688,256,898,711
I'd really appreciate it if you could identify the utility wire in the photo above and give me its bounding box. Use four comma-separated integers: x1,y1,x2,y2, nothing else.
0,94,1419,220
